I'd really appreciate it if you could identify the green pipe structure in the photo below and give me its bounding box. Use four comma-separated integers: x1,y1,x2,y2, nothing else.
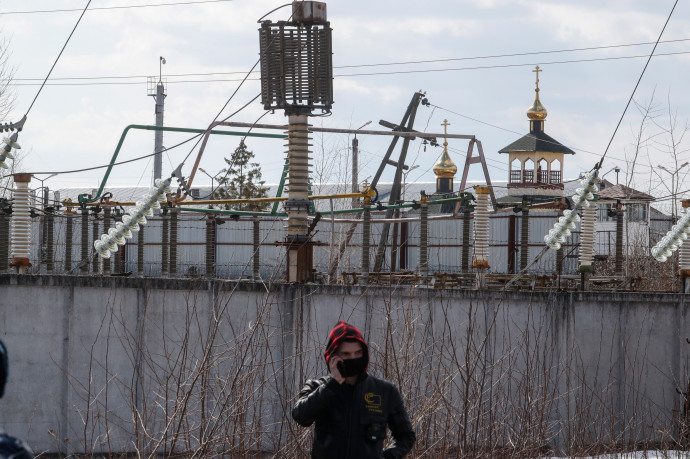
178,195,471,217
78,124,286,205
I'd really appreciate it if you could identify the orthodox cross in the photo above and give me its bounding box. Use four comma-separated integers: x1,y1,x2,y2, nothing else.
441,119,450,145
533,65,542,91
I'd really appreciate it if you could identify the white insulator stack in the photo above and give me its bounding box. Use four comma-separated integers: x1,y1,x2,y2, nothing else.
10,175,32,271
544,171,600,251
285,114,312,237
94,178,171,259
578,201,597,269
679,228,690,271
473,186,490,269
651,208,690,263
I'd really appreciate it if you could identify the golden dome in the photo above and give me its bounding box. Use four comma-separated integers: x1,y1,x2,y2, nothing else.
527,91,547,120
527,65,547,120
433,148,457,178
434,119,457,178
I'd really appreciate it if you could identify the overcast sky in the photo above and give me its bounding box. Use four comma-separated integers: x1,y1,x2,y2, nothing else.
1,0,689,201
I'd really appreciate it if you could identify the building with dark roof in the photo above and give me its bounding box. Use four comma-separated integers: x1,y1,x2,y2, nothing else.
498,66,575,205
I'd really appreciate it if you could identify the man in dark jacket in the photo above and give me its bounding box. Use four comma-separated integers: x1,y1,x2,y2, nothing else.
292,321,415,459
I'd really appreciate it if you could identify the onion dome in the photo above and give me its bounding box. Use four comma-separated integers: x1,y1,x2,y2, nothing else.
527,65,547,121
433,119,457,178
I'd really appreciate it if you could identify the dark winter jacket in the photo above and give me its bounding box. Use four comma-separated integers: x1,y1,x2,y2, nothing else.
292,373,415,459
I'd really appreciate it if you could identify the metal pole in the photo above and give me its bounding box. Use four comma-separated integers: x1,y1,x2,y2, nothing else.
41,188,48,268
0,212,8,273
420,201,429,276
391,209,400,272
65,214,73,272
615,210,624,276
153,82,165,182
253,217,260,280
80,207,89,274
352,136,358,208
205,215,215,278
520,208,529,271
170,208,178,276
92,213,99,273
137,223,145,276
462,209,470,273
161,212,169,277
361,203,371,281
102,207,111,275
46,210,54,274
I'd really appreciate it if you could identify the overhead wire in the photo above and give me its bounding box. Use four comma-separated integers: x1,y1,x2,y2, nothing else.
25,93,260,176
0,0,233,15
597,0,679,167
502,0,679,290
26,0,92,116
8,37,690,83
26,4,292,177
9,50,690,86
430,103,662,173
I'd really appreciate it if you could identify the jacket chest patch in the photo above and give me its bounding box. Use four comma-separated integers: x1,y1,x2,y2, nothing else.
364,392,383,414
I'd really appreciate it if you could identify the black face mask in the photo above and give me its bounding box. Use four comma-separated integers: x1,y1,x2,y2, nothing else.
337,356,367,378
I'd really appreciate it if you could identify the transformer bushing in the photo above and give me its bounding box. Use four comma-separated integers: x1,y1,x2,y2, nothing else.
473,186,491,269
259,1,332,283
285,114,312,237
578,201,597,273
10,174,32,273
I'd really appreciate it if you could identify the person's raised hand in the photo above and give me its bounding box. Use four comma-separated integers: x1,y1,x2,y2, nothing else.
329,356,345,384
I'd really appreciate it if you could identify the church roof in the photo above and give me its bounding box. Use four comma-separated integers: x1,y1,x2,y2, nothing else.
597,183,654,201
498,131,575,155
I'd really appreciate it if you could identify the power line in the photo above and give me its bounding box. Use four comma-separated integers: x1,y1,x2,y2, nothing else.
25,93,261,176
336,37,690,69
0,0,233,15
431,103,662,173
7,48,690,86
27,0,92,115
24,4,291,178
336,50,690,78
597,0,679,167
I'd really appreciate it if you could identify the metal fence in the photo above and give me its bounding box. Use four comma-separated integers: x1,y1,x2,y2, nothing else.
5,209,672,281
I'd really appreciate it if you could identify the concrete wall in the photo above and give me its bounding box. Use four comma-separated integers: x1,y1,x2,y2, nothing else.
0,275,687,455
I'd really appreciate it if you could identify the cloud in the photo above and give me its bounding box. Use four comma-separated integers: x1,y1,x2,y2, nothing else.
522,2,666,45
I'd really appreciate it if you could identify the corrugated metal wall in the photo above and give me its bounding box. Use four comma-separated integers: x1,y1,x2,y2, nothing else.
11,210,670,279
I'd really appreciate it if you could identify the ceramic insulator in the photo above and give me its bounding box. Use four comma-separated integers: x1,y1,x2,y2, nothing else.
10,180,31,260
578,202,597,268
473,190,490,265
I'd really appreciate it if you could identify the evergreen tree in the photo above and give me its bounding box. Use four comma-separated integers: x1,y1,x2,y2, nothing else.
213,141,269,211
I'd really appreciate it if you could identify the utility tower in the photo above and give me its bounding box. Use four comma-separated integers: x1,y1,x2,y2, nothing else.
258,1,333,282
148,56,167,183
